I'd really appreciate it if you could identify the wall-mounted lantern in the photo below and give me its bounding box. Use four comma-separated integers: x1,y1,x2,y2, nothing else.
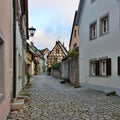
29,26,36,37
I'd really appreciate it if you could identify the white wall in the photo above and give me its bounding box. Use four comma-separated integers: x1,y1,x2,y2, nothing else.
16,22,23,95
79,0,120,93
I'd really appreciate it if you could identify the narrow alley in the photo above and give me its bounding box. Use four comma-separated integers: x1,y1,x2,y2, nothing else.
7,74,120,120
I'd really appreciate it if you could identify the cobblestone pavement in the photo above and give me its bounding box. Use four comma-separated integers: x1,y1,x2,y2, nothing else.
7,74,120,120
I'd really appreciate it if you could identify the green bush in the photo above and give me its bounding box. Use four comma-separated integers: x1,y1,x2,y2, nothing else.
68,49,78,58
51,62,60,70
47,67,51,72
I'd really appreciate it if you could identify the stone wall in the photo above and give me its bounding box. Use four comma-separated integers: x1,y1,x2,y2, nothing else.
51,69,61,78
51,55,80,86
69,55,79,86
61,55,79,86
61,60,69,80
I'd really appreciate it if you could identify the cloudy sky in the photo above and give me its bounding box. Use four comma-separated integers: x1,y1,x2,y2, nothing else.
28,0,80,51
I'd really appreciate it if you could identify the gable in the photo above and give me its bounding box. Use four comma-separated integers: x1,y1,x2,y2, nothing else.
48,41,68,58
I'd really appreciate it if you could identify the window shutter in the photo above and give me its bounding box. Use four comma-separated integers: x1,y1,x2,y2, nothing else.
106,58,111,76
95,60,99,76
118,57,120,75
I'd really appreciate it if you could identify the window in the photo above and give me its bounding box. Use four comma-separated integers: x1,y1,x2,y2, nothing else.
90,61,96,76
99,58,111,76
0,36,5,102
56,49,59,54
73,43,77,49
100,13,109,35
54,58,57,63
74,30,76,38
90,21,97,40
90,60,99,76
99,60,106,76
89,58,111,77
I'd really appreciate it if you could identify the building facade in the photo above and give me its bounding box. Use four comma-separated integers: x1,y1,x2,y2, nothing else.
0,0,11,119
41,48,50,72
15,0,29,95
78,0,120,95
26,42,45,76
47,41,68,67
69,11,79,51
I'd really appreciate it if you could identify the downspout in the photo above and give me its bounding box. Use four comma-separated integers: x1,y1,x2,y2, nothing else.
13,0,16,99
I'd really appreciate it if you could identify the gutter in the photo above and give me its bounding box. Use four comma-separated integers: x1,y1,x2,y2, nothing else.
13,0,16,99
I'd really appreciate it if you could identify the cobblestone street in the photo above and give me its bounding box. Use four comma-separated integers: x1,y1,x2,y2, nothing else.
7,74,120,120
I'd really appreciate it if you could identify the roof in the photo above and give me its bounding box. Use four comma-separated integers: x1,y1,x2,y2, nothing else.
47,40,68,57
76,0,85,25
27,42,45,60
40,48,49,55
57,41,68,55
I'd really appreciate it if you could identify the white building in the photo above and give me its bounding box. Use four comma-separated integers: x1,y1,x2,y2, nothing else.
78,0,120,95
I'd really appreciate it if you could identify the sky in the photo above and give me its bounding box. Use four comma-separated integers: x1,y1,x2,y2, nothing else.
28,0,80,51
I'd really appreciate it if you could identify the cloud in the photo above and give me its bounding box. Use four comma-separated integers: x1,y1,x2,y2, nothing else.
29,0,79,23
28,0,80,51
28,29,69,51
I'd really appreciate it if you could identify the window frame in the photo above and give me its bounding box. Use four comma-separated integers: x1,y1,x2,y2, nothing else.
89,20,97,40
74,30,76,38
89,58,111,77
99,59,107,76
100,13,109,36
90,61,96,76
56,49,59,54
73,43,77,49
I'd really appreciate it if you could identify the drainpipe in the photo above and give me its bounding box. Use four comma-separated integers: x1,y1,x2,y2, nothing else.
13,0,16,99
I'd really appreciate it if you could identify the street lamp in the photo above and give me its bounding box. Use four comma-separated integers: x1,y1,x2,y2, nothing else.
29,26,36,37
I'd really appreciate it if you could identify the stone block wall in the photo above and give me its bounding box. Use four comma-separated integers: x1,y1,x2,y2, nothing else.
51,69,61,78
69,55,79,86
61,60,69,80
61,55,79,86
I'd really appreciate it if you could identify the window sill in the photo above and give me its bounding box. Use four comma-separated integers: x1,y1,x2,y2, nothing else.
90,37,97,41
90,75,111,77
100,32,109,37
0,93,4,103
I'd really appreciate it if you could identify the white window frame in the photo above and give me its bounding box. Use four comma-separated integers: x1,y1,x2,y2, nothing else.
100,13,109,36
90,61,96,76
90,21,97,40
100,60,107,76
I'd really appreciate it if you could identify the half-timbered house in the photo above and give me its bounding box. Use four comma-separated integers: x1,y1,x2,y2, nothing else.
47,41,68,67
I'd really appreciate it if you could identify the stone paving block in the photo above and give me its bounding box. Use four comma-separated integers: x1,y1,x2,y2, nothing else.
7,74,120,120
